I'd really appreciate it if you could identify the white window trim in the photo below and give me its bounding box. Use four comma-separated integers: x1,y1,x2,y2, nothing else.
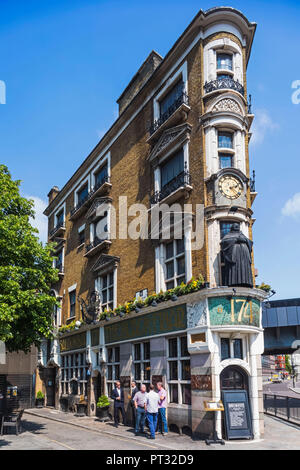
74,175,91,207
54,202,66,226
106,346,120,395
95,266,117,312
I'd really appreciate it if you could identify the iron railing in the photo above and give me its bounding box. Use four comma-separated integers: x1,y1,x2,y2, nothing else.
150,91,189,135
70,175,111,217
204,77,244,96
150,168,192,205
49,221,65,238
85,236,108,254
264,394,300,425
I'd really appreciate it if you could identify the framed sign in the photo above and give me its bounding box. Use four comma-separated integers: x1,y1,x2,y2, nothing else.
222,390,253,440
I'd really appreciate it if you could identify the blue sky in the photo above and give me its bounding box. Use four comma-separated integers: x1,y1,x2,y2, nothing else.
0,0,299,300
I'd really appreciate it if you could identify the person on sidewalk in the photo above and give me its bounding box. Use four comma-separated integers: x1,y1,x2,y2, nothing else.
129,381,139,427
133,383,147,435
111,380,126,428
157,382,168,435
145,384,160,439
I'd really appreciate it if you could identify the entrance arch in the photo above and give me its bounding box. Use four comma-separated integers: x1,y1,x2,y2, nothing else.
220,365,249,392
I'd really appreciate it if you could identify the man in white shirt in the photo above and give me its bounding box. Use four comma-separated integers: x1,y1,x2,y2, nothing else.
146,384,160,439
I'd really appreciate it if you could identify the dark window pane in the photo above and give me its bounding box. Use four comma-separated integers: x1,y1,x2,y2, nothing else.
176,238,184,255
221,338,230,361
169,361,178,380
217,73,232,80
115,347,120,363
181,360,190,380
181,384,191,405
108,348,113,363
134,344,141,361
166,280,174,290
169,384,178,403
233,339,243,359
169,338,178,358
78,184,88,204
177,256,185,275
160,81,184,116
180,337,189,357
161,150,184,188
95,164,108,188
166,261,174,279
144,342,150,360
114,364,120,379
166,241,173,259
135,363,141,381
220,221,240,239
107,365,112,380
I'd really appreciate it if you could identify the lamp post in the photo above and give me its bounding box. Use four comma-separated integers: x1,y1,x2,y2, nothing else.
291,354,296,388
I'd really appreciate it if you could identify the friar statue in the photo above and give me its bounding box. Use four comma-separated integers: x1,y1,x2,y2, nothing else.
220,223,253,288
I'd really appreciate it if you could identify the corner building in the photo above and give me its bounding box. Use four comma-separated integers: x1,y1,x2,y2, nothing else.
42,7,266,440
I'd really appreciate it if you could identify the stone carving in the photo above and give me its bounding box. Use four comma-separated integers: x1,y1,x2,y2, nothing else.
212,98,243,115
187,300,207,328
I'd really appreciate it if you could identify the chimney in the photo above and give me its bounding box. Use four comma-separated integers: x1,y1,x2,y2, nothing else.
47,186,60,204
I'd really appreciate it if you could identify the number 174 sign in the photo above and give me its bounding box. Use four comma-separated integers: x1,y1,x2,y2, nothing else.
208,297,260,327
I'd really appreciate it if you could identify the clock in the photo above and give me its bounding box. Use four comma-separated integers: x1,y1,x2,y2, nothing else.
218,175,243,200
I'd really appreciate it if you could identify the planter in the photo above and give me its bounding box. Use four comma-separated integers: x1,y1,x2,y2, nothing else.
96,405,110,422
36,398,44,408
74,402,87,417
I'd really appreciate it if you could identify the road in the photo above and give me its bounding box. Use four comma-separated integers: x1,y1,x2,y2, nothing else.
0,412,299,450
263,378,300,398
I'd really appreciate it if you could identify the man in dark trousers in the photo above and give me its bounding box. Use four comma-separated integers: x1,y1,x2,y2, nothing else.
129,381,139,426
111,380,126,427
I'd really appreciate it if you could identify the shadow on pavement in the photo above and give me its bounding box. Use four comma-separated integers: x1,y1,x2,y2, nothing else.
0,438,11,448
20,418,47,435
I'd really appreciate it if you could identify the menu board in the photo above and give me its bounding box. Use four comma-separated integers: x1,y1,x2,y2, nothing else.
222,390,253,440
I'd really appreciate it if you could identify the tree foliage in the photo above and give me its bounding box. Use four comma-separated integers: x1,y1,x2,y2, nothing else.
0,165,58,352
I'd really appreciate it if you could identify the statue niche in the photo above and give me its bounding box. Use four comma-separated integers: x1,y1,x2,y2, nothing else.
220,223,253,288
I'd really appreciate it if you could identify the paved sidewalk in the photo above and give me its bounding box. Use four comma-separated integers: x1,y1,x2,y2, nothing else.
23,407,300,450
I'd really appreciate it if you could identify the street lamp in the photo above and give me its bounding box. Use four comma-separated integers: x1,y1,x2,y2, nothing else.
291,354,296,388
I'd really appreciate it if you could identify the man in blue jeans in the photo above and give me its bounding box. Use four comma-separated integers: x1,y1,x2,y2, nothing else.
157,382,168,435
145,384,160,439
133,383,147,435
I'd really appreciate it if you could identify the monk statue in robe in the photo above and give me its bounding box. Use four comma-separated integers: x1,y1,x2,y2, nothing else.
220,223,253,288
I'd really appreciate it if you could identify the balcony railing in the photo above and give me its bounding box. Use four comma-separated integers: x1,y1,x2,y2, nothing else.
150,168,192,205
204,77,244,96
150,91,189,136
49,221,65,238
85,236,109,255
70,175,111,218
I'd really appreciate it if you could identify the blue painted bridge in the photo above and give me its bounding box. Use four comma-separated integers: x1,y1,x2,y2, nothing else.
263,298,300,354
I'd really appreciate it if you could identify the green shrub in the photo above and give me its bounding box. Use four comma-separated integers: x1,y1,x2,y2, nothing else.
36,391,44,399
97,395,110,408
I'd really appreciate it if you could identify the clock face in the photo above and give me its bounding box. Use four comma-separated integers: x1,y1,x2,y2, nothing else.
218,175,243,200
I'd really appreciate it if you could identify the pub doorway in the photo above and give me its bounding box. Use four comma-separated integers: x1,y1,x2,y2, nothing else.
220,366,251,439
45,368,56,407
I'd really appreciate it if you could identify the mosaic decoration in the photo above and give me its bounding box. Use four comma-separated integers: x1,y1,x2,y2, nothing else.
208,296,260,327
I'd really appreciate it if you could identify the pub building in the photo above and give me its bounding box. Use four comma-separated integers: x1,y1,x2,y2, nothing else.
40,7,267,440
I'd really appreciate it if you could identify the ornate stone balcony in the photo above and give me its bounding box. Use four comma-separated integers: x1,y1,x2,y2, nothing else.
49,221,66,240
150,167,192,206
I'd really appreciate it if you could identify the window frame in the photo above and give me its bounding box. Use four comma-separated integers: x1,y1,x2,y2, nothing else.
132,341,151,388
164,239,186,290
106,346,120,397
60,351,88,397
167,335,191,406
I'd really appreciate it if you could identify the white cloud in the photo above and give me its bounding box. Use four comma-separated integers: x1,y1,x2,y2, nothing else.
25,195,48,244
251,109,279,145
282,192,300,219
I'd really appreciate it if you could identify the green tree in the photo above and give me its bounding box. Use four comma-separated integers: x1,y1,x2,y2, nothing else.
0,165,58,352
285,355,292,375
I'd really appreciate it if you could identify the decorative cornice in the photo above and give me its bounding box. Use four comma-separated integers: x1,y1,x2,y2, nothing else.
148,123,192,165
91,254,120,275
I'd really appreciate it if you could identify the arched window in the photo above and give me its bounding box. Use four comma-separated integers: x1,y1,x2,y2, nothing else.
220,366,248,391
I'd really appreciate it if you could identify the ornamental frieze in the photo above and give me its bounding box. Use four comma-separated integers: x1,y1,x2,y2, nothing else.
212,98,243,115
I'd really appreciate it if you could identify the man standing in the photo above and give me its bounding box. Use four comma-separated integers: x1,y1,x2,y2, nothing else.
145,384,160,439
129,381,139,427
133,383,147,435
111,380,126,427
157,382,168,435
